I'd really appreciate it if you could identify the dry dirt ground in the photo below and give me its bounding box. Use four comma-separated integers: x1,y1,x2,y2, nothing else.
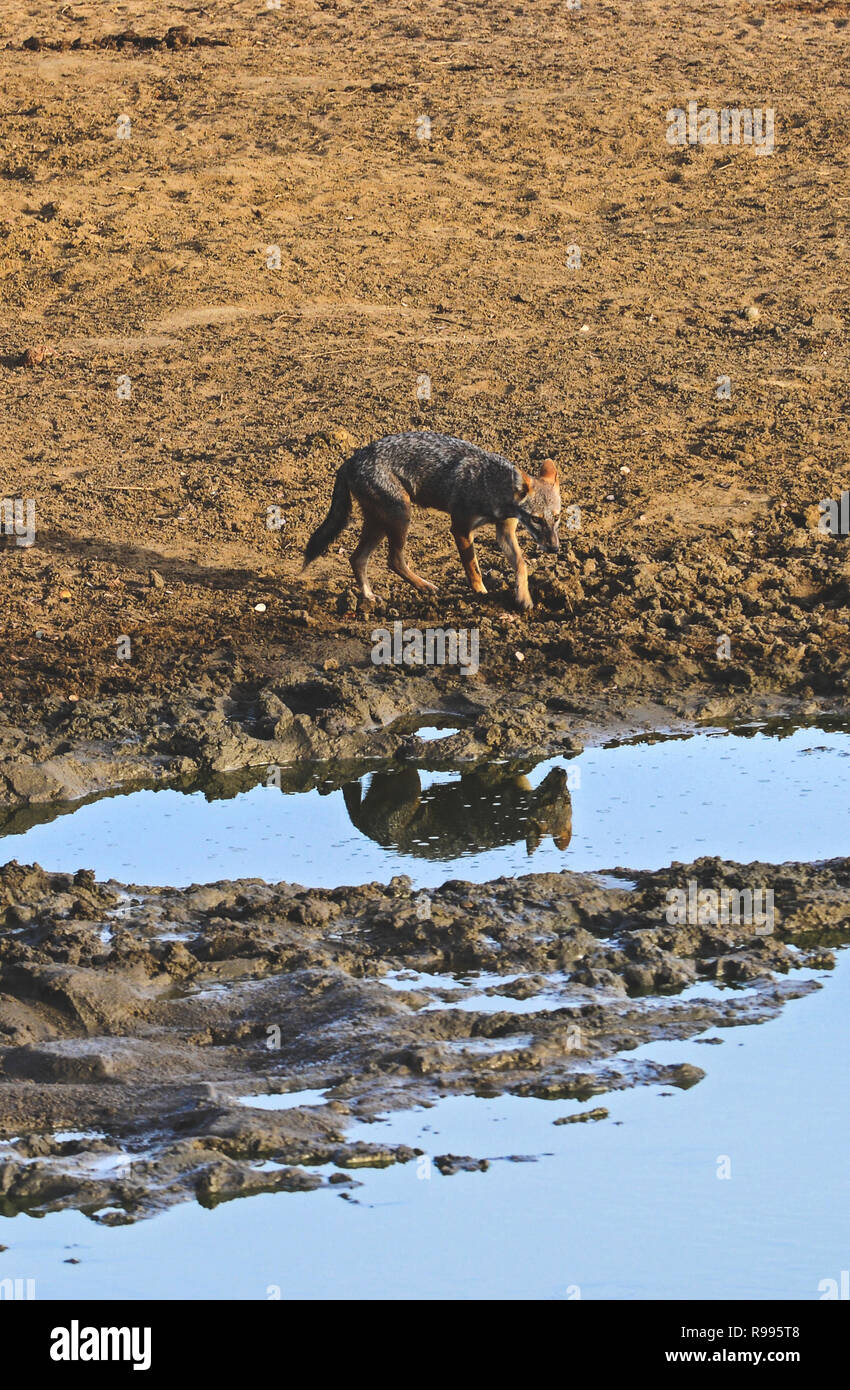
0,0,849,724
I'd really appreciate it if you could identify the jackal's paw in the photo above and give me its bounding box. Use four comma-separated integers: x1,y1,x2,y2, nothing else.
472,583,488,596
516,593,534,613
418,579,438,593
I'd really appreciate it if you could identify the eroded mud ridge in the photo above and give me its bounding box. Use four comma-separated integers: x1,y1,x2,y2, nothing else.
0,669,588,815
12,28,228,53
3,659,847,820
0,856,845,1222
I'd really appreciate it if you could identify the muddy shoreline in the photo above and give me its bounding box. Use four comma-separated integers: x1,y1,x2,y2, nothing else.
0,850,846,1222
2,659,849,817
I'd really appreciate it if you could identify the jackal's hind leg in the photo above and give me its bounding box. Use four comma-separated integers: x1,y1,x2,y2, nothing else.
351,518,384,604
496,518,532,611
387,519,437,593
451,525,487,595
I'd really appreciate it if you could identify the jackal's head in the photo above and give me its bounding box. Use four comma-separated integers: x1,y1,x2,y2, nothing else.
515,459,561,553
525,766,572,853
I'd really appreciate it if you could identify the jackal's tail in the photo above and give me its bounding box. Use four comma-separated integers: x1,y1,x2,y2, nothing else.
303,463,353,567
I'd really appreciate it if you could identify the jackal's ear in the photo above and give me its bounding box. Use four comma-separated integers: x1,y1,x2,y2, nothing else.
539,458,558,484
514,470,533,500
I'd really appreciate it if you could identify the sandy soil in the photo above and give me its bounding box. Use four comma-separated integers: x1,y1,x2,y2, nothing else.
0,0,848,725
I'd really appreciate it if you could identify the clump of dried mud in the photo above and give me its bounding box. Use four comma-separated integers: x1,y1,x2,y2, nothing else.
0,854,845,1221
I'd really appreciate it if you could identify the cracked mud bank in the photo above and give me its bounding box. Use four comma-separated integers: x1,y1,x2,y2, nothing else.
0,854,845,1222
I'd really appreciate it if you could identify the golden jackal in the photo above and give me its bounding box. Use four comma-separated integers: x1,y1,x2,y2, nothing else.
303,431,561,611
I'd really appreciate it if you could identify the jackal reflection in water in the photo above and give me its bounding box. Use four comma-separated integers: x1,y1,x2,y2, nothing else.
342,765,572,859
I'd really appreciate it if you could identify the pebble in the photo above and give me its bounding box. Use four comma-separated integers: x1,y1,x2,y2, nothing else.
21,344,53,367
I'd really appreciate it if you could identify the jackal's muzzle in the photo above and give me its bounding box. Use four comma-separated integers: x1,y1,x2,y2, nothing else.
517,508,560,553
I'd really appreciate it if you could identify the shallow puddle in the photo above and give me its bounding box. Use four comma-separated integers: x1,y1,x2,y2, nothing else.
237,1090,329,1111
2,724,849,887
2,952,847,1299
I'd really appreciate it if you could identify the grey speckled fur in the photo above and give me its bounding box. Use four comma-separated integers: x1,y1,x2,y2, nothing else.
303,431,561,611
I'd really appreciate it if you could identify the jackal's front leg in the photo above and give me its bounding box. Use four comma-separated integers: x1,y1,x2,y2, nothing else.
451,525,488,595
496,518,532,612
